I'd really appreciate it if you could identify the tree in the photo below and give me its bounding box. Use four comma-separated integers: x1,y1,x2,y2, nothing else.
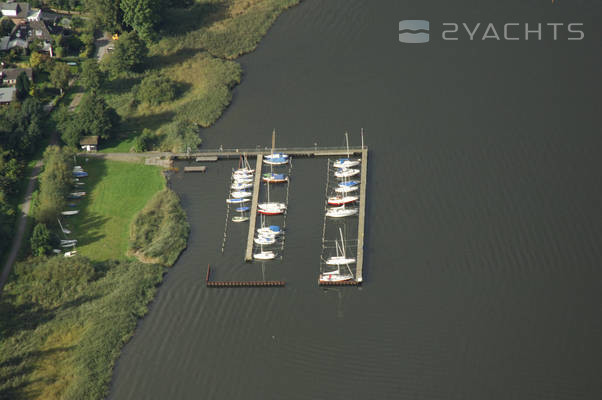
15,72,30,101
80,59,104,92
35,146,74,224
50,63,71,95
29,52,46,70
0,16,14,36
160,119,201,152
120,0,163,41
85,0,123,31
31,223,51,256
78,93,119,139
135,74,175,106
105,31,147,75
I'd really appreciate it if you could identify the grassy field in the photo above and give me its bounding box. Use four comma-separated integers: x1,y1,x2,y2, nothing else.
101,0,300,150
65,159,165,261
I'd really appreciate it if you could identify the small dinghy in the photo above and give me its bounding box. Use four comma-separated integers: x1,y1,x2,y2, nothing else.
232,216,249,222
64,250,78,257
73,171,88,177
235,206,250,212
61,210,79,216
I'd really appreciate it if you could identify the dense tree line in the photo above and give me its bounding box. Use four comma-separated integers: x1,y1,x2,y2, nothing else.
35,145,74,225
0,99,45,255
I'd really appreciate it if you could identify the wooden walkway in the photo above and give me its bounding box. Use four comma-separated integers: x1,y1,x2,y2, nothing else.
173,147,364,160
245,156,263,261
355,148,368,283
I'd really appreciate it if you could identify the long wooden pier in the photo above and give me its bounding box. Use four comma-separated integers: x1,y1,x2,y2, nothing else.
355,148,368,283
244,156,263,261
173,147,364,160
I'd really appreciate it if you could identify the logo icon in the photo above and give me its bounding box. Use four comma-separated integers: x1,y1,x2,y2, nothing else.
399,20,430,43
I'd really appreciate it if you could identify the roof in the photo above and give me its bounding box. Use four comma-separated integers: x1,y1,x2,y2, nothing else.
28,20,51,42
0,36,8,51
1,67,32,81
79,136,99,145
0,2,29,18
0,86,15,103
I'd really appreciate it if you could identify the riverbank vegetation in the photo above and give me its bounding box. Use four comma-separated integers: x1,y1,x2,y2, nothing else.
0,257,164,400
0,158,189,399
129,189,189,266
93,0,301,153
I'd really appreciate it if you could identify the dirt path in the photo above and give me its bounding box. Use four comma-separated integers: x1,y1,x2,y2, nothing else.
0,161,43,290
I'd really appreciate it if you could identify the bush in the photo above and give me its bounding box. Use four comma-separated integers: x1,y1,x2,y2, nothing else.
158,119,201,153
129,189,188,266
133,128,156,152
135,74,176,106
31,223,51,256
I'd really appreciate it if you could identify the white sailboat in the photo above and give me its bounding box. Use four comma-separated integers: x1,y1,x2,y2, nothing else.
325,228,356,265
230,190,252,198
334,168,360,178
333,132,361,169
326,205,358,218
254,250,276,260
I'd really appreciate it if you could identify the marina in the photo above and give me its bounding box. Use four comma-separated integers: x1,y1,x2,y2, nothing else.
204,139,368,285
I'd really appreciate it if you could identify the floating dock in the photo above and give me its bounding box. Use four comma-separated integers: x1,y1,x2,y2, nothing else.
195,156,218,162
244,156,263,261
355,147,368,283
318,280,361,287
205,265,285,287
184,166,207,172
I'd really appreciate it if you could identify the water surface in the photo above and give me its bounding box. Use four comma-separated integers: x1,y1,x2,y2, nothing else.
110,1,602,399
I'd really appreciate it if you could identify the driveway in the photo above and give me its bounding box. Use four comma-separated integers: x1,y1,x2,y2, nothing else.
95,33,114,61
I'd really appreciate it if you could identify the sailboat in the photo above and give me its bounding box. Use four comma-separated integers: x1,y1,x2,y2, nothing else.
226,198,250,204
257,225,282,236
253,250,276,260
57,218,71,235
333,132,361,169
231,182,253,190
257,175,286,215
264,130,289,165
320,229,354,283
262,173,288,183
327,195,358,206
230,190,252,198
326,204,358,218
325,228,356,265
334,168,360,178
232,207,249,223
254,235,276,245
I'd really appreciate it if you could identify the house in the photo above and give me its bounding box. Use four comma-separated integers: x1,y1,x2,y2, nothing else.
0,2,30,24
0,67,32,86
0,86,15,104
0,17,54,55
80,136,99,152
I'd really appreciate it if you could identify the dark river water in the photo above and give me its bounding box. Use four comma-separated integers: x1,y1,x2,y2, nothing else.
110,1,602,399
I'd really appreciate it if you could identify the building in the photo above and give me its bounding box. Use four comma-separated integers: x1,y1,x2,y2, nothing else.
0,86,15,104
80,136,99,152
0,2,30,24
0,67,32,86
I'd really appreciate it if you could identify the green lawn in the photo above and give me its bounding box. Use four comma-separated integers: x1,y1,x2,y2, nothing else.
65,159,164,261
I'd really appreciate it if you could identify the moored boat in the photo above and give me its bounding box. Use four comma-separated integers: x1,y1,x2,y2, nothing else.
254,236,276,245
253,251,276,260
326,205,358,218
232,216,249,222
226,198,250,204
230,191,252,198
333,158,360,169
261,173,288,183
327,195,358,206
334,168,360,178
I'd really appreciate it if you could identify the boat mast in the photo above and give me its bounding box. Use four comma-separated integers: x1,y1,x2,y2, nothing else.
345,131,350,159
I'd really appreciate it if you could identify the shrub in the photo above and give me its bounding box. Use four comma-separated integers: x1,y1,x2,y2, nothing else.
31,223,51,256
129,189,188,266
135,74,176,106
